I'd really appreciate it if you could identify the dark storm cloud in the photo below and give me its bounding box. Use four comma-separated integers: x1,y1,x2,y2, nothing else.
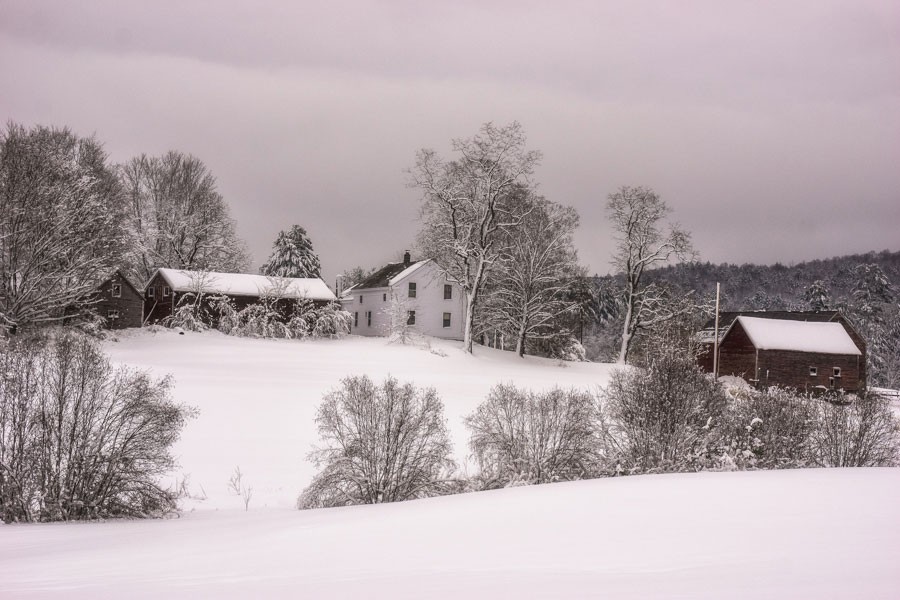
1,0,898,282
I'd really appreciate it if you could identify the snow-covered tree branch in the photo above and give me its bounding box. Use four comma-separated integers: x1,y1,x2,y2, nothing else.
606,186,696,364
410,122,541,353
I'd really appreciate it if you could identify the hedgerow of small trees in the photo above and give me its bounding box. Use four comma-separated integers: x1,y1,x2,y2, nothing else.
466,384,604,488
0,332,192,522
298,376,454,509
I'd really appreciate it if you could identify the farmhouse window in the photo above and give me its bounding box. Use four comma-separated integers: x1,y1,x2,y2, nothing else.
111,284,122,298
354,312,358,327
163,286,171,297
359,295,363,303
833,367,841,378
407,310,416,325
148,287,155,298
383,293,386,302
367,311,372,327
107,310,119,319
809,367,817,377
443,312,451,328
444,284,452,300
408,282,416,298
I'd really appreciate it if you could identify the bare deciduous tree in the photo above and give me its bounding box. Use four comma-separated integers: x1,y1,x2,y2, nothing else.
606,186,695,363
118,151,249,282
0,332,192,522
602,340,725,473
482,195,581,357
466,384,604,488
411,122,541,353
0,123,130,333
298,375,454,509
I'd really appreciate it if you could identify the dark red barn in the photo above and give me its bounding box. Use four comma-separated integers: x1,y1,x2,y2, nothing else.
91,270,144,329
700,314,865,392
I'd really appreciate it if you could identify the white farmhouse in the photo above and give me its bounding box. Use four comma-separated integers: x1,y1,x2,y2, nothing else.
340,252,465,340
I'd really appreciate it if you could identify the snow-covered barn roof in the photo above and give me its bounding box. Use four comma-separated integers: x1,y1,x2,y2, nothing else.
152,269,336,301
733,316,861,356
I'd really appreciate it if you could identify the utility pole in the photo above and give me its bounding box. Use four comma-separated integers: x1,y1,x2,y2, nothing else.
713,282,721,379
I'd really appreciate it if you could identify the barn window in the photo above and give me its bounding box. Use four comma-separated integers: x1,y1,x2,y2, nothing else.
107,310,120,319
148,287,155,298
163,286,171,297
366,311,372,327
407,310,416,325
111,284,122,298
809,367,817,377
354,312,358,327
444,284,452,300
442,312,451,328
408,282,416,298
833,367,841,378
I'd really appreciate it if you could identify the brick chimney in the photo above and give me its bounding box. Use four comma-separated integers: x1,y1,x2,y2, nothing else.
403,250,411,265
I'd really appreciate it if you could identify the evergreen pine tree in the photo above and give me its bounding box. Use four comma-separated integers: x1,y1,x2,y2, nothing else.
802,280,831,311
260,225,322,278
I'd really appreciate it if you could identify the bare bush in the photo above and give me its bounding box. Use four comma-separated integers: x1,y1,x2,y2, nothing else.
719,386,816,469
227,466,253,511
298,375,454,509
466,384,604,488
0,332,192,522
810,391,899,467
602,344,725,473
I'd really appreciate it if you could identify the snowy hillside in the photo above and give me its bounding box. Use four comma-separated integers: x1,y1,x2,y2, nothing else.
102,329,619,509
2,468,898,599
2,330,899,598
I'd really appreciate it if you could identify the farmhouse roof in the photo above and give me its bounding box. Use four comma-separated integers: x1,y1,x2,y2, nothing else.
731,316,861,356
351,259,428,290
151,268,336,301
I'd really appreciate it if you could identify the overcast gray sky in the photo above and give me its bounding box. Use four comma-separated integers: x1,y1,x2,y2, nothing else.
1,0,898,283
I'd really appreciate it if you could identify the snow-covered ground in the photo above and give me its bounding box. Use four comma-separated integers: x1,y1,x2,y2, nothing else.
2,330,898,598
104,329,619,509
2,469,898,598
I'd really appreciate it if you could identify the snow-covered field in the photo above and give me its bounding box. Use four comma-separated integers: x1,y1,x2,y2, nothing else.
1,330,898,598
96,329,618,509
2,469,898,598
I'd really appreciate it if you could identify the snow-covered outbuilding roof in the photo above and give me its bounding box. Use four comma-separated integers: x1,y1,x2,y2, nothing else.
152,269,336,301
733,316,861,356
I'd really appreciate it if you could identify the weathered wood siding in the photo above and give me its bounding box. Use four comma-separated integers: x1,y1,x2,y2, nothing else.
757,349,862,392
94,272,143,329
716,321,757,381
143,272,175,324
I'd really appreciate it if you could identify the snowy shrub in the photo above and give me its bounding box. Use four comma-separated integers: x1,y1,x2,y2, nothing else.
298,375,454,509
602,344,726,474
466,384,605,489
212,297,349,340
718,386,816,470
0,332,193,522
810,390,899,467
163,294,209,333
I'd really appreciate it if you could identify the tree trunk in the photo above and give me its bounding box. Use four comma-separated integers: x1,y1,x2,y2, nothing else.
464,289,477,353
618,292,634,364
516,320,527,357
